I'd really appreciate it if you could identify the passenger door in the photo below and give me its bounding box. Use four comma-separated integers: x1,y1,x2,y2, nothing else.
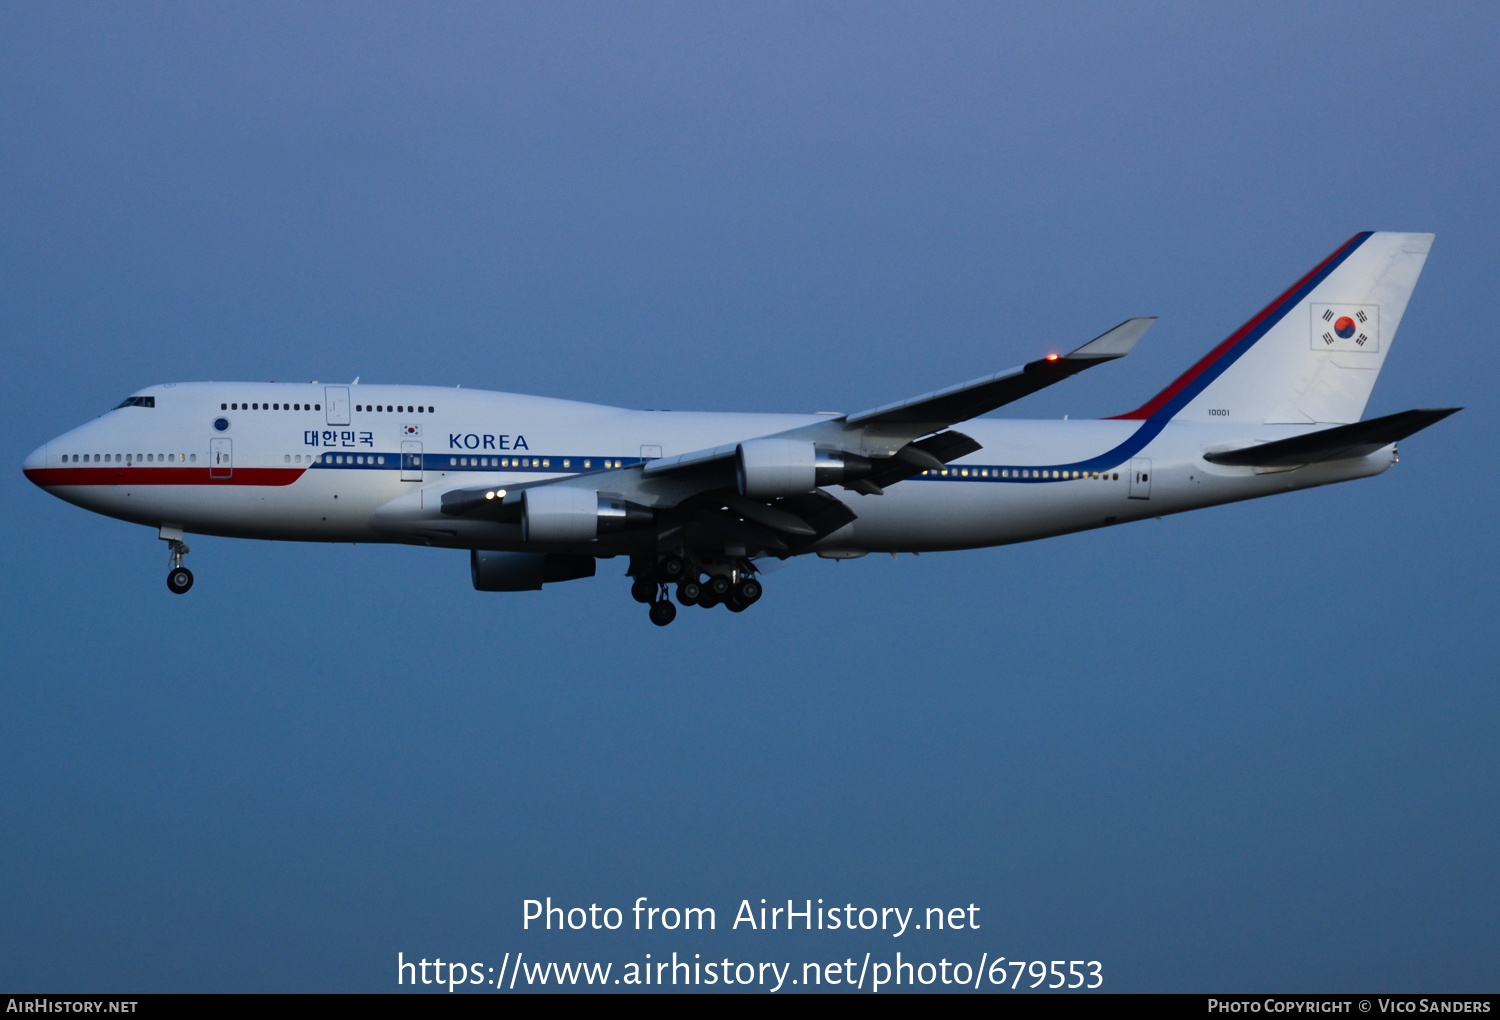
401,441,423,482
1128,458,1152,499
325,386,351,425
210,438,232,479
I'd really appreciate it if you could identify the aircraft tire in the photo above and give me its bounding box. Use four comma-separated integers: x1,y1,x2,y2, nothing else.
649,600,677,627
659,555,686,580
167,568,194,595
735,578,762,604
726,595,747,612
677,580,701,606
631,577,656,603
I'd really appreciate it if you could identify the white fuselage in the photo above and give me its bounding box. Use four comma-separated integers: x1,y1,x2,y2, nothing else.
24,382,1392,555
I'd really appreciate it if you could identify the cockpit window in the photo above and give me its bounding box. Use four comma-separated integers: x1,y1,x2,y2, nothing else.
114,396,156,409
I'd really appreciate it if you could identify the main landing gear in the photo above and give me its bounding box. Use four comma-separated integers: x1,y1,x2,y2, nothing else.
165,538,193,595
631,555,763,626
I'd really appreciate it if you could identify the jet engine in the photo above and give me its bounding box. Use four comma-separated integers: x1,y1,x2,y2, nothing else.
735,438,871,498
471,550,597,591
520,486,654,542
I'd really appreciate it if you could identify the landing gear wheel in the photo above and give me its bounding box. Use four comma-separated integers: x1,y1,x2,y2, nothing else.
167,567,194,594
734,578,762,604
706,575,732,599
726,595,747,612
677,580,702,606
659,555,686,581
631,576,657,603
649,599,677,627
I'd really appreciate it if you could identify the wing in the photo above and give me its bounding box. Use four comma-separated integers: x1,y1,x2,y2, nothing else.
840,316,1154,432
427,318,1150,557
645,316,1154,474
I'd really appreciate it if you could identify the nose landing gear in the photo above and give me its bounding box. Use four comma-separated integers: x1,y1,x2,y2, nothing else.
167,565,194,594
161,527,193,594
165,540,193,594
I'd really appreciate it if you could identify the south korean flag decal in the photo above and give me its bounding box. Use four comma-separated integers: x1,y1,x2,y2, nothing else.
1311,303,1379,352
402,424,422,437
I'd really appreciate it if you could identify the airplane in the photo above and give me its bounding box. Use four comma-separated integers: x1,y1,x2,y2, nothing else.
23,231,1458,626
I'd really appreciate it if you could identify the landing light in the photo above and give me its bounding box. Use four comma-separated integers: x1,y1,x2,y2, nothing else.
485,491,495,499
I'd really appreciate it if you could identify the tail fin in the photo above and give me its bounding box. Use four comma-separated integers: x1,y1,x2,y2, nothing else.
1114,232,1434,424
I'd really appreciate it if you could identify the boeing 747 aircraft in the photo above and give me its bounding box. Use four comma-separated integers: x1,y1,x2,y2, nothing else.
24,232,1457,625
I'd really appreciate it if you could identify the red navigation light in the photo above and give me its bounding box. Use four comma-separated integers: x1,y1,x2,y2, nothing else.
1046,354,1059,361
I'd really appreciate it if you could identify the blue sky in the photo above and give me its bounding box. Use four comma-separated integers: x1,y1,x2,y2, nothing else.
1,2,1496,991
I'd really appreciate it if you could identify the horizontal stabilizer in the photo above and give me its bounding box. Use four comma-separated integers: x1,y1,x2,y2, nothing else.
1202,408,1460,467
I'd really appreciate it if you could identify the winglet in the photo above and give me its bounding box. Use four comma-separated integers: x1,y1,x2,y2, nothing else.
1066,317,1155,360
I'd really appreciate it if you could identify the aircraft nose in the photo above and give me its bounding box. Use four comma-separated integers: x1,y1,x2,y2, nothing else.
23,441,49,480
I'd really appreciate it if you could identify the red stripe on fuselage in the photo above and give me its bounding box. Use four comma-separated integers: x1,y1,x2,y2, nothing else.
24,467,306,487
1110,232,1367,420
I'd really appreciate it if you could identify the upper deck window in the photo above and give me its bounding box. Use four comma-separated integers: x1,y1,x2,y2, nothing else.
114,396,155,409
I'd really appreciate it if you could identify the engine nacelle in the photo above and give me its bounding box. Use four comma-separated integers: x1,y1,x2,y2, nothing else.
521,487,654,542
736,439,871,498
470,550,596,591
